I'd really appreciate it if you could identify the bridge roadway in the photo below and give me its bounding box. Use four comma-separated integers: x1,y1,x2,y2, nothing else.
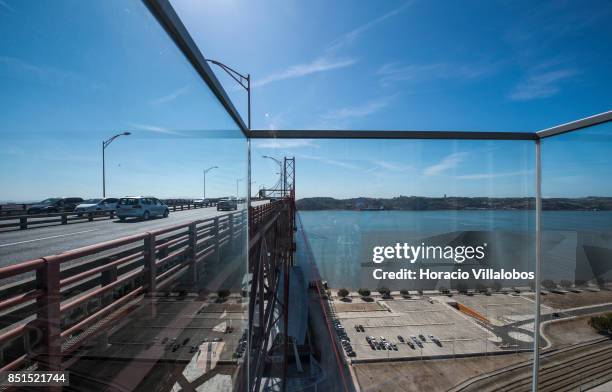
0,201,267,267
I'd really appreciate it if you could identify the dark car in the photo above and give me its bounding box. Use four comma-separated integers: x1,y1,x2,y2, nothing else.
217,198,238,211
27,197,83,214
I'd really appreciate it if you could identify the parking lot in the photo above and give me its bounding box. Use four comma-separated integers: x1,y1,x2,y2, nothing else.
332,297,501,361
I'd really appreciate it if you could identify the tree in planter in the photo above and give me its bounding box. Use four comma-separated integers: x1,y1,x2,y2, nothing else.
559,279,573,288
378,287,391,298
338,288,350,300
358,288,371,298
541,279,557,290
217,289,231,302
589,313,612,334
439,286,450,295
456,282,469,294
492,281,503,292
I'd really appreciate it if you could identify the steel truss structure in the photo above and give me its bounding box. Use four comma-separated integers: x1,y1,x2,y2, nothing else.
247,196,296,392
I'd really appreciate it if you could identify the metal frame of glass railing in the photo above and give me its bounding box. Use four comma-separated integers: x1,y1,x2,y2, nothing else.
143,1,612,391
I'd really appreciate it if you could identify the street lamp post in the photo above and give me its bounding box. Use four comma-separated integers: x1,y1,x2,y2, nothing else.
203,59,251,130
203,166,218,201
236,178,243,199
102,132,130,197
262,155,283,197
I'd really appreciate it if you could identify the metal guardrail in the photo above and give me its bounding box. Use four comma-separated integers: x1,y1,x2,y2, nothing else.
0,200,215,218
0,204,31,216
0,202,216,231
0,210,118,231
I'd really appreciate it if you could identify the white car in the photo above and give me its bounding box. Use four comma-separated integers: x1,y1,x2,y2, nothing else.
117,196,169,221
75,198,119,215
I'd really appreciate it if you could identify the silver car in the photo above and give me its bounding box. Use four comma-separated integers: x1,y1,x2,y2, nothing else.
117,196,169,221
75,198,119,215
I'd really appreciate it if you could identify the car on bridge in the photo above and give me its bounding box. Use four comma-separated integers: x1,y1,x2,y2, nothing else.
217,198,238,211
74,198,119,215
27,197,84,214
117,196,169,221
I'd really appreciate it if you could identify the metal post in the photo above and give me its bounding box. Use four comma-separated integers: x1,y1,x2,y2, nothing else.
143,234,157,294
102,141,106,198
247,74,251,130
203,169,206,200
282,255,290,392
36,258,61,373
102,132,130,198
188,223,198,285
532,138,542,392
247,139,251,204
214,217,220,265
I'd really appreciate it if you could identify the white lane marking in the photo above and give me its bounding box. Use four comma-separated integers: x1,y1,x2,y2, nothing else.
0,229,99,248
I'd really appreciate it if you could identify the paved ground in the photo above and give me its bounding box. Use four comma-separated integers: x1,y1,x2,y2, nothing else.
333,297,501,361
352,303,612,392
0,201,266,267
526,290,612,309
450,294,552,327
353,353,531,392
544,313,607,348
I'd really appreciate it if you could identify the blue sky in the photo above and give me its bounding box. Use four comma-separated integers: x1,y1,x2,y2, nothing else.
0,0,611,201
172,0,612,131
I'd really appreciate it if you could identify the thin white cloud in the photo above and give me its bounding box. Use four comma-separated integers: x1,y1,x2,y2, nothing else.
255,139,319,149
327,2,412,53
0,0,16,12
252,57,356,88
128,123,182,135
424,152,468,176
456,170,532,180
150,86,190,105
509,68,576,101
321,96,393,121
377,61,497,87
370,160,413,172
251,3,409,89
0,56,100,89
295,153,360,170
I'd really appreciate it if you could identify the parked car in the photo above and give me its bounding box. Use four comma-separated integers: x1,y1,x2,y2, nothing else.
75,198,119,215
27,197,84,214
429,335,442,346
117,196,169,221
410,336,423,348
217,198,238,211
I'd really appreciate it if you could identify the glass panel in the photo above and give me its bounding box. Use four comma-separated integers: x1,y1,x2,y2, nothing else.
253,138,536,391
539,121,612,390
0,1,248,391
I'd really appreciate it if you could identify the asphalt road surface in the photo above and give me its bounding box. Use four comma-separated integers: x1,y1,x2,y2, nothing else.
0,202,267,267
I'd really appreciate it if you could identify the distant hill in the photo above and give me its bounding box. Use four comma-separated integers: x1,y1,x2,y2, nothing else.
296,196,612,211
